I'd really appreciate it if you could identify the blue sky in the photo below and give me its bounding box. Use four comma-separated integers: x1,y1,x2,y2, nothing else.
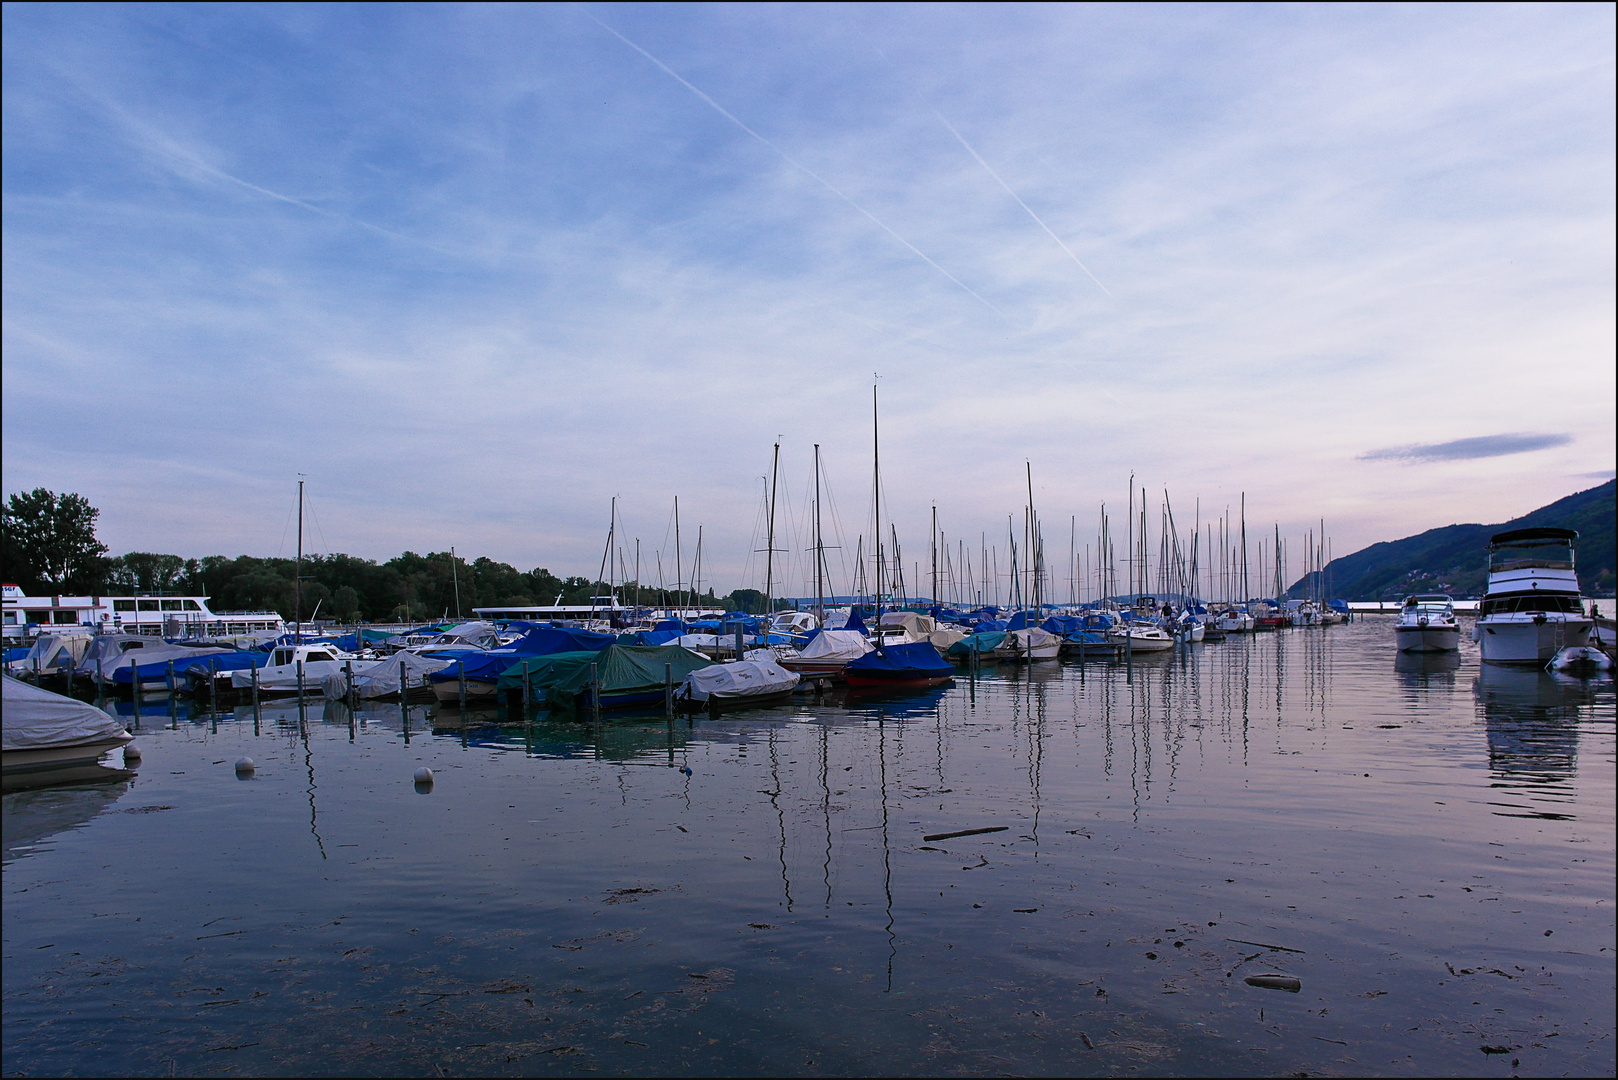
3,3,1613,597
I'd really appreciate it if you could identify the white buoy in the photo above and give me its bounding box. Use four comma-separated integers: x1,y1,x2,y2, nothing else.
234,756,255,773
122,744,141,762
413,767,434,783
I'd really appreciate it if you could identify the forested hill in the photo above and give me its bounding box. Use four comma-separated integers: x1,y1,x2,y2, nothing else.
1294,479,1615,600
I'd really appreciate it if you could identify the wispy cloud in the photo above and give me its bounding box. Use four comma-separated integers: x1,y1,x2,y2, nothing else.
1358,433,1574,463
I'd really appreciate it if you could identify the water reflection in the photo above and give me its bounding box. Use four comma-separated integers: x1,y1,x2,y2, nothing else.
1473,664,1590,818
2,776,133,862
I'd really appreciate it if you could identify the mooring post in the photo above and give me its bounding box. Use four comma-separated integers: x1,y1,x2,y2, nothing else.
399,662,408,725
589,662,601,724
66,655,75,695
251,658,260,715
664,662,673,720
522,661,531,715
167,659,176,696
735,624,744,659
296,659,305,699
458,659,467,712
209,658,218,715
132,656,143,709
1125,627,1134,682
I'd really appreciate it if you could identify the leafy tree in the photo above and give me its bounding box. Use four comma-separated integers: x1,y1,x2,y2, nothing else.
331,585,360,621
109,552,186,592
1,489,109,591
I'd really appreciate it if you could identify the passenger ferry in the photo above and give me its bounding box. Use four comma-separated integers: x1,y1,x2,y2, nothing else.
2,585,285,642
1471,528,1592,664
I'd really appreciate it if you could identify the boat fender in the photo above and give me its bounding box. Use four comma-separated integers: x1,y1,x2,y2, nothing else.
234,756,255,774
123,744,141,763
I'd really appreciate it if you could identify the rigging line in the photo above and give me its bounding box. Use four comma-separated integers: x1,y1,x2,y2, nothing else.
933,111,1112,298
583,11,1004,317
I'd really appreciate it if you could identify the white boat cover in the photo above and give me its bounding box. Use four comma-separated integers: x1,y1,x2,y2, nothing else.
6,633,94,676
796,630,874,662
1007,628,1062,653
321,652,451,698
926,627,968,652
680,660,800,703
2,676,129,751
72,637,235,678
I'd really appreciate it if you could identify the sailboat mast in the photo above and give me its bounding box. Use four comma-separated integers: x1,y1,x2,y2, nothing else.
814,444,825,621
931,505,938,610
451,545,461,620
673,497,682,617
295,476,304,640
765,442,780,617
872,381,883,614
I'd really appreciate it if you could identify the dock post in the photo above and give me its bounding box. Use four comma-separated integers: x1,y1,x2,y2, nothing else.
209,659,218,715
664,663,673,720
399,662,408,723
132,657,143,709
522,662,531,715
296,659,305,699
167,659,175,696
1125,628,1133,682
735,624,744,660
96,658,105,707
251,658,260,715
344,660,355,711
589,662,601,724
66,657,74,695
458,660,467,712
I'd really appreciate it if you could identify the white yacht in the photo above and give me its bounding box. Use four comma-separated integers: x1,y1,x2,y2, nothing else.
1472,528,1591,664
1394,595,1460,652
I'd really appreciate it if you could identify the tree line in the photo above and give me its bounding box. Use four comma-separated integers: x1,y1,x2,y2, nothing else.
2,488,764,621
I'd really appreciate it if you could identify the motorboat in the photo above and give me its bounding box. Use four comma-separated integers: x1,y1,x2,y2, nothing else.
3,676,132,777
1108,622,1176,652
1002,627,1062,661
228,644,363,697
1395,595,1461,653
323,650,452,700
1472,527,1592,664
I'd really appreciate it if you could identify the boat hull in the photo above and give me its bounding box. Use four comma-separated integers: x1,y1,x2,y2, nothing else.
1395,625,1461,653
3,735,133,775
843,672,954,691
1475,616,1591,664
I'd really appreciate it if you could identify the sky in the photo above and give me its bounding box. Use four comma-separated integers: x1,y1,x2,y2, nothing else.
3,2,1614,600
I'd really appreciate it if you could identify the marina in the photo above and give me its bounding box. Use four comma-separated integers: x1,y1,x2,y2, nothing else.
3,618,1612,1077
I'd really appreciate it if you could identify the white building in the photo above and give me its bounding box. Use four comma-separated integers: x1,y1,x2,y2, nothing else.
1,584,284,642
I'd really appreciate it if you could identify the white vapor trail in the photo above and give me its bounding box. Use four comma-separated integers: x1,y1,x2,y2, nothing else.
933,111,1113,299
584,12,1004,318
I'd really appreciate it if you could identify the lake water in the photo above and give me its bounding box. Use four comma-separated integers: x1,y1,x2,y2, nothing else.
4,619,1613,1077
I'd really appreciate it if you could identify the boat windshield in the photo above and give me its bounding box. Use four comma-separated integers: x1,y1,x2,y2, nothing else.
1489,539,1574,572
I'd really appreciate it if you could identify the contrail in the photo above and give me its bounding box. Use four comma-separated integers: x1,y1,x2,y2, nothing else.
933,111,1112,299
584,12,1003,317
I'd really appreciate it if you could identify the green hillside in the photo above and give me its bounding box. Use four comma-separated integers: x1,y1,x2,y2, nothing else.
1292,479,1615,600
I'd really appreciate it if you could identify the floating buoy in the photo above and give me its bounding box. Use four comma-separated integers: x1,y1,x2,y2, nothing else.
680,766,693,776
234,757,255,774
123,744,141,762
413,767,434,783
1244,974,1301,992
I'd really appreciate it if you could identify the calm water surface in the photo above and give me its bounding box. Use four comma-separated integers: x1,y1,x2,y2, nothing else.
3,619,1613,1077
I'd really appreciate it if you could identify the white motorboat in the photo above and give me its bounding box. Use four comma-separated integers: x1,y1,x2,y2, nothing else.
1109,623,1176,652
3,676,132,776
1395,595,1461,653
1472,527,1592,664
229,644,364,696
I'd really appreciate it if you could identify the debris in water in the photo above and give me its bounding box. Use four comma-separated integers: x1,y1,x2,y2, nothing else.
1245,974,1301,992
925,826,1008,842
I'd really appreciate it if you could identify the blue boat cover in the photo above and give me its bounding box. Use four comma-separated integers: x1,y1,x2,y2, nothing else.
120,651,262,682
846,642,953,677
843,608,868,635
973,619,1008,632
431,626,615,682
1040,615,1084,635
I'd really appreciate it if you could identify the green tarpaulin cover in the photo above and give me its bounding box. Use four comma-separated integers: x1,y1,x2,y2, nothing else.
495,645,714,712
